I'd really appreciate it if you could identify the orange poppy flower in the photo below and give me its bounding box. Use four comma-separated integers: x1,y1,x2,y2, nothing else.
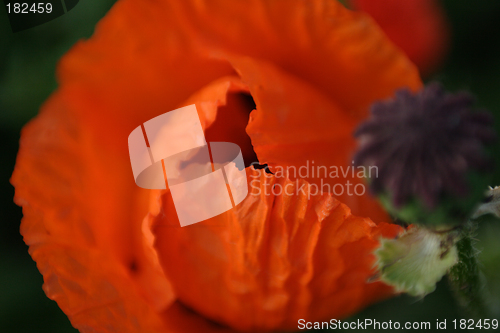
350,0,450,76
12,0,422,332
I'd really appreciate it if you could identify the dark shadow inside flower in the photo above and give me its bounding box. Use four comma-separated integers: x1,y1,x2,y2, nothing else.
204,93,259,167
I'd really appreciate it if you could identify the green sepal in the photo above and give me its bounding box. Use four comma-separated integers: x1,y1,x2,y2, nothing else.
374,227,459,297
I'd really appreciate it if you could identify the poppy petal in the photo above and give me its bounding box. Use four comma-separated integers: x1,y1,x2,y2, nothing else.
152,167,402,331
12,96,173,332
351,0,450,76
56,0,236,155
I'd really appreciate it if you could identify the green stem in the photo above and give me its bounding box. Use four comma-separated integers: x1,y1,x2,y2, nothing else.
448,222,490,318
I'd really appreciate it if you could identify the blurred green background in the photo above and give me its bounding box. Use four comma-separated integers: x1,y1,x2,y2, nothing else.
1,1,500,332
